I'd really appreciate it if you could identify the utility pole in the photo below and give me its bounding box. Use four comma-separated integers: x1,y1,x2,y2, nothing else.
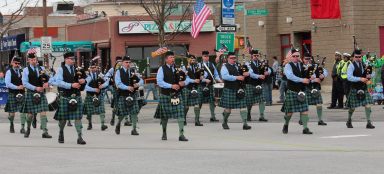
43,0,48,36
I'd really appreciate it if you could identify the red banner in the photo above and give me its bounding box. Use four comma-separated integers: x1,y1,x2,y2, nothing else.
311,0,341,19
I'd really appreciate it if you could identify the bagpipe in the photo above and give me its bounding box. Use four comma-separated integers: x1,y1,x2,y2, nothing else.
170,63,186,106
236,54,249,99
187,57,204,99
125,65,142,107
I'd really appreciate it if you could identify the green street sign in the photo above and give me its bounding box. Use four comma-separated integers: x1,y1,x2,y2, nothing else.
216,32,235,53
235,4,244,12
245,9,269,16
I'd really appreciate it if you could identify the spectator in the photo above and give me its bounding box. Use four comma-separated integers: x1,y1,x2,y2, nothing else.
0,72,5,87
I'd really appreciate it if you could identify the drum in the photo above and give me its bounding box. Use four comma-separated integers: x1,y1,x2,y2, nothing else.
213,83,224,100
46,92,59,111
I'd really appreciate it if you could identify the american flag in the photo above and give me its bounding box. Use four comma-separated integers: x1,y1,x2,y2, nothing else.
191,0,211,39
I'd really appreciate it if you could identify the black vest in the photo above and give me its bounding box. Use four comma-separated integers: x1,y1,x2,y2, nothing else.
201,62,215,86
351,61,366,90
87,72,100,96
27,66,42,88
160,65,176,95
58,64,80,96
8,68,23,94
247,61,262,86
287,62,305,92
187,65,197,89
118,68,133,96
223,63,241,90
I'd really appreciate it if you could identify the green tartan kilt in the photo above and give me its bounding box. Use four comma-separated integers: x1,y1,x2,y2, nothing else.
5,93,23,113
83,94,105,115
115,95,139,117
281,90,308,113
245,84,265,105
219,88,247,109
111,88,117,108
157,94,185,120
55,95,83,120
182,86,201,106
200,85,214,103
346,89,373,108
21,91,49,114
305,89,323,105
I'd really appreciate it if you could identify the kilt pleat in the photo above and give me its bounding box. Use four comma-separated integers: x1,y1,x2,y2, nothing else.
200,85,214,103
219,88,247,109
157,94,184,120
281,90,308,113
245,84,265,105
83,94,105,115
346,89,373,108
5,93,23,113
21,91,49,114
305,88,323,105
182,86,201,106
115,95,139,117
55,95,83,120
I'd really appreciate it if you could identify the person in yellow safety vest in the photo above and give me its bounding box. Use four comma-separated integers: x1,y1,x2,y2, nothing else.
341,53,352,109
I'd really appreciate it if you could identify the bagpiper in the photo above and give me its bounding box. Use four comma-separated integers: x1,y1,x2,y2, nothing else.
245,50,269,122
345,49,375,129
183,54,203,126
281,48,313,134
4,56,27,134
156,51,189,141
84,61,109,131
114,56,143,135
199,51,222,122
301,52,328,126
219,52,251,130
54,52,87,144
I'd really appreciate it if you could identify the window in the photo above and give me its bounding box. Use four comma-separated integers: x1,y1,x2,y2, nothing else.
280,34,291,62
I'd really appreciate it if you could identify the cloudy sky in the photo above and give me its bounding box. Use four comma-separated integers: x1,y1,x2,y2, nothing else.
0,0,94,14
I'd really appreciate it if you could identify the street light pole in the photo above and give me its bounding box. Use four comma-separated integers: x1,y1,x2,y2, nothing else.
43,0,48,36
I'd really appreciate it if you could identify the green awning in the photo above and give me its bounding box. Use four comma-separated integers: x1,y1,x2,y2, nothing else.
20,41,94,53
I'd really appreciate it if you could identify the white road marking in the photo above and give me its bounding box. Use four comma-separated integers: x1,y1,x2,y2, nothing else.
320,134,371,139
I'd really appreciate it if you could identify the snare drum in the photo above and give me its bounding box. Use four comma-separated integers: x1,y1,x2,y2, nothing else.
213,83,224,100
46,92,59,111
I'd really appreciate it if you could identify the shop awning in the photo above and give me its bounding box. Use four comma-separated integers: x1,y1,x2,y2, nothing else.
20,41,94,53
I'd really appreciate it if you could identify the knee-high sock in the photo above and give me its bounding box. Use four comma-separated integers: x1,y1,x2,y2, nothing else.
131,114,138,129
177,117,185,136
99,113,105,125
20,113,26,128
74,120,83,137
222,111,230,123
247,105,252,117
40,115,48,133
240,110,248,124
161,118,168,132
259,102,266,118
86,114,92,122
59,120,66,132
111,109,116,120
365,106,372,122
300,113,309,129
316,105,323,121
348,108,355,121
8,113,15,123
184,107,189,119
194,106,200,123
284,114,292,125
209,102,216,119
26,114,32,129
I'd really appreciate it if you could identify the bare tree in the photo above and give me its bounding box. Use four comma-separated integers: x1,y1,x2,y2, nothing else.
137,0,194,48
0,0,38,39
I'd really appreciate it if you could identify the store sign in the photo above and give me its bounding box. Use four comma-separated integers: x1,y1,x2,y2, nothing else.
118,20,215,34
216,32,235,52
1,34,25,51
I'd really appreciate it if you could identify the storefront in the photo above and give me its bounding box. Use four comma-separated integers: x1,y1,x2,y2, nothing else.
0,34,26,71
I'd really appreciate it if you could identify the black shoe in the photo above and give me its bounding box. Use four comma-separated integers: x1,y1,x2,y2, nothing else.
42,132,52,138
131,129,139,135
195,122,203,126
303,128,313,134
243,124,251,130
162,132,167,140
346,120,353,128
318,120,327,126
101,125,108,131
58,131,64,143
77,137,86,145
67,121,73,127
298,120,303,125
124,121,132,126
179,135,189,141
10,123,15,133
20,128,25,134
282,124,288,134
24,129,30,138
210,118,219,122
327,106,336,109
32,119,37,129
87,123,92,130
222,122,229,130
366,122,375,129
110,119,115,126
259,117,268,122
115,124,120,135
